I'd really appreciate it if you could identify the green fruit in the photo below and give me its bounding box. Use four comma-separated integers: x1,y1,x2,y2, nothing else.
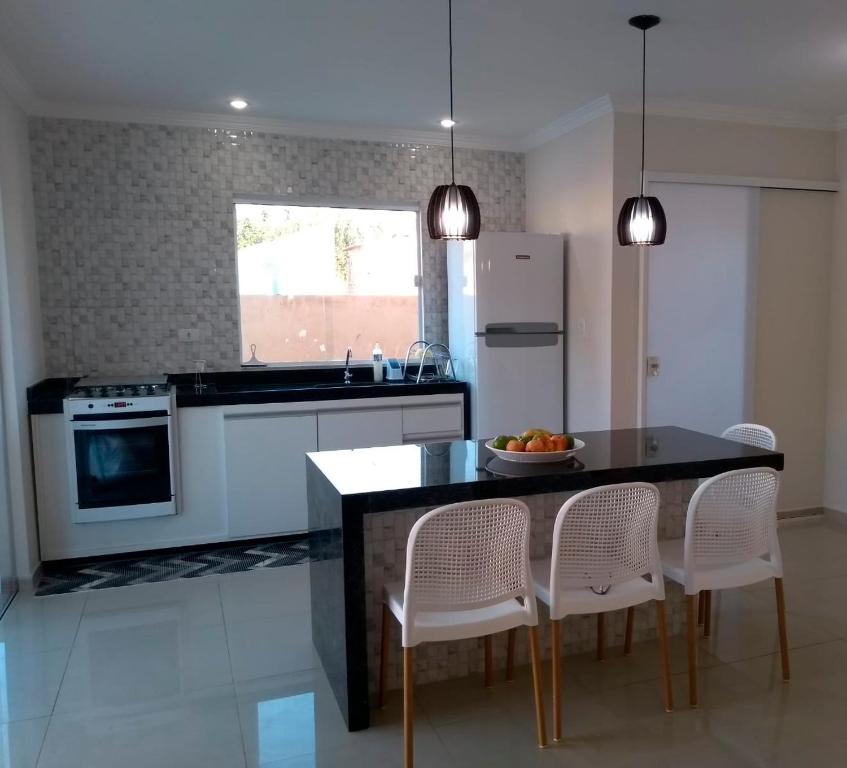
492,435,515,450
562,434,574,449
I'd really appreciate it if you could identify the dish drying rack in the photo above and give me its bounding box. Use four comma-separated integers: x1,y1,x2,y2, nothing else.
403,341,457,383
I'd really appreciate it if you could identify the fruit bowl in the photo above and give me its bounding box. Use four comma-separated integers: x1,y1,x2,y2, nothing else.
484,438,585,463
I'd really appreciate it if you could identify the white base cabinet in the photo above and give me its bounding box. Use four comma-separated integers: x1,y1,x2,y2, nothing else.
33,392,464,559
225,412,317,537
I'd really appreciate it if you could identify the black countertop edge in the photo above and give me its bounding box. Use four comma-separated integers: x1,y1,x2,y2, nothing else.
27,377,79,415
305,427,785,516
27,367,466,415
173,379,467,407
337,453,784,515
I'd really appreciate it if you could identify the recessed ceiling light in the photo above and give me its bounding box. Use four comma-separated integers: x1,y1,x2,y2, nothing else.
440,118,456,128
230,98,249,110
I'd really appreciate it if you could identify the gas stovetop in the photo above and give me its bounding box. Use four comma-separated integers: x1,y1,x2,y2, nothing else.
68,375,170,400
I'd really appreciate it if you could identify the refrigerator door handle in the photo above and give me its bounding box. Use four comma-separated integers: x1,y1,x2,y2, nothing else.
474,330,565,336
477,321,563,336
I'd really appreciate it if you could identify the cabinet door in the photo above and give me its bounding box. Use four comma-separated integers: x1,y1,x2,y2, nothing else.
224,412,317,537
317,408,404,451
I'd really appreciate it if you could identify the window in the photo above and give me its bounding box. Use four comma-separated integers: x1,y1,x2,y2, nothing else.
235,202,421,365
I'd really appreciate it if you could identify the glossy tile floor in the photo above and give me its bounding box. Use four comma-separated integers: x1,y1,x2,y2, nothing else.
1,516,847,767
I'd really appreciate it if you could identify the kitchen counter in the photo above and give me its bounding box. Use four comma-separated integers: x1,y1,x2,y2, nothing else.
172,378,466,408
306,426,783,730
27,368,467,414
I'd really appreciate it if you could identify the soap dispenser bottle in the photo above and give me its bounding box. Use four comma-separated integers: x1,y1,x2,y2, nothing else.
372,343,384,383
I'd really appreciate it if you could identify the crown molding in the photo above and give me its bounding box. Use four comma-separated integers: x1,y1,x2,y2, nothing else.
518,95,613,151
613,96,836,132
28,100,520,152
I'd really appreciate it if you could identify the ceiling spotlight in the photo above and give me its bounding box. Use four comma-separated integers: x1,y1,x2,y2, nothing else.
229,98,249,110
440,118,456,128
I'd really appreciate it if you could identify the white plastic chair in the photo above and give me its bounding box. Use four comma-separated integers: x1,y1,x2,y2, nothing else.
529,482,672,741
660,467,788,706
696,425,777,635
378,498,547,768
721,423,777,452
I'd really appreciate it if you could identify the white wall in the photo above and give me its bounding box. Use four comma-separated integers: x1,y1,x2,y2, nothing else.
611,113,836,430
0,82,44,578
525,114,614,431
824,130,847,515
754,189,832,512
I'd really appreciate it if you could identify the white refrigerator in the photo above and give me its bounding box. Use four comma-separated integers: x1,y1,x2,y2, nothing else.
447,232,566,439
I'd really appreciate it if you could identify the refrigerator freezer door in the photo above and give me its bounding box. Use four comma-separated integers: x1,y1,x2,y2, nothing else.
473,335,564,439
473,232,564,331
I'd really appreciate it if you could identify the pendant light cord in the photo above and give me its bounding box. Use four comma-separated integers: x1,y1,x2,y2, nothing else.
640,26,646,196
448,0,456,182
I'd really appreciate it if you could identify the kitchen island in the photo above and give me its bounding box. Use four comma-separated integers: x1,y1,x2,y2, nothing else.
306,426,783,730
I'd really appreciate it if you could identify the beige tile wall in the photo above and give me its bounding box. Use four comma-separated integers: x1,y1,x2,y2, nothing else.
29,119,525,375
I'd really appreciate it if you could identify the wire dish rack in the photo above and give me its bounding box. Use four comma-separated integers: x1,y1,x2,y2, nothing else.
403,340,457,383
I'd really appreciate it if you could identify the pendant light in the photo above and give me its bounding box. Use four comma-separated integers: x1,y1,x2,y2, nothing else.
427,0,481,240
617,14,667,246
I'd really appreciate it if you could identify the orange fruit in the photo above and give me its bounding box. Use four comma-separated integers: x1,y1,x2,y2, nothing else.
505,439,525,452
525,437,548,453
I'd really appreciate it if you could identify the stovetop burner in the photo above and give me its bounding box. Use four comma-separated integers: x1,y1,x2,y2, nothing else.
68,375,169,400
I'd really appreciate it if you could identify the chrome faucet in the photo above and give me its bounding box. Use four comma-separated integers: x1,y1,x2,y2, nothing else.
344,347,353,384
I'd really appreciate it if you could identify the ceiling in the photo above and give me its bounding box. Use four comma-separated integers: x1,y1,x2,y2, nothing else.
1,0,846,147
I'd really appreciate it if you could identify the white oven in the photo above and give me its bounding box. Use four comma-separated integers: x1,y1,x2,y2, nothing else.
64,387,177,524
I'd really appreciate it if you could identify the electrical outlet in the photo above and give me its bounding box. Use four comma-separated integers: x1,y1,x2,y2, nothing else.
178,328,201,342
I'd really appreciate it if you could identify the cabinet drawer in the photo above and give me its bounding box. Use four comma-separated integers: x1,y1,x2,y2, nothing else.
402,403,464,438
317,408,404,451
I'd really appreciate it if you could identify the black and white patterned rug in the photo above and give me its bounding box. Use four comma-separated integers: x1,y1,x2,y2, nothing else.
34,536,311,596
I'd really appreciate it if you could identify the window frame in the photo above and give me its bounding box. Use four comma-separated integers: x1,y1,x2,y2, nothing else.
233,195,425,368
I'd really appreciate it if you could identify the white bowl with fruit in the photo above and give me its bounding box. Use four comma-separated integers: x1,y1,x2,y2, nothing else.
485,429,584,463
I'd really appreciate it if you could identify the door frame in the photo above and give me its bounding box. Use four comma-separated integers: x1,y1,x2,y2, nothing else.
636,176,767,429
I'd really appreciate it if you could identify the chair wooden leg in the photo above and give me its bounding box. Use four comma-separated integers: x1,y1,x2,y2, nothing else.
703,590,712,638
551,619,562,742
655,600,674,712
404,647,414,768
484,635,493,688
528,625,548,748
596,613,605,661
774,578,791,682
624,606,634,656
686,594,699,707
697,590,705,625
378,603,390,709
505,628,516,682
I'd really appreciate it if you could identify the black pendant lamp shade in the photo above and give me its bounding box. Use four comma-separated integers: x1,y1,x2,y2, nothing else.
427,0,480,240
617,14,666,246
427,183,481,240
617,195,666,246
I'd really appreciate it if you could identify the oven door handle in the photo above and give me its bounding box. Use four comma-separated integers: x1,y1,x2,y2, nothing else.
72,416,170,430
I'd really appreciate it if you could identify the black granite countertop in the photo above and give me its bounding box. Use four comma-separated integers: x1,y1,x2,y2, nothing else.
27,368,467,414
306,426,784,513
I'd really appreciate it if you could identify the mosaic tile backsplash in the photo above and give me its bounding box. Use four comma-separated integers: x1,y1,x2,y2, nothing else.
29,118,525,376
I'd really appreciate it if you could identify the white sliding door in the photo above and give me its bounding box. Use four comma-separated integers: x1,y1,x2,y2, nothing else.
644,182,758,435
